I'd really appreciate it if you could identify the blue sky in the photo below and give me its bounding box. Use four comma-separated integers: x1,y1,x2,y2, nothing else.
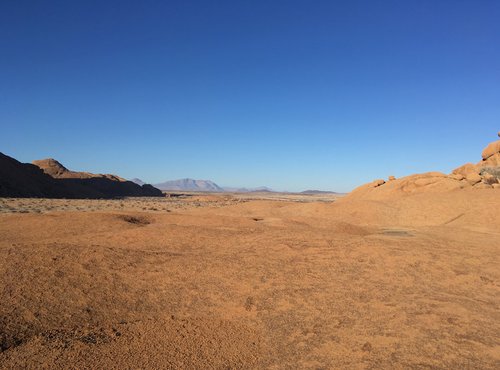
1,1,499,192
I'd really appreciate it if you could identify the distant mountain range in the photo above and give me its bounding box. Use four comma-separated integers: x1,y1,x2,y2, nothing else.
130,178,146,186
222,186,273,193
151,178,278,193
154,178,224,192
0,153,339,198
300,190,340,195
131,177,337,194
132,177,272,193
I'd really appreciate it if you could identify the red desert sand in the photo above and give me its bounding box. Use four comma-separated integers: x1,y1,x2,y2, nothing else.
1,134,499,369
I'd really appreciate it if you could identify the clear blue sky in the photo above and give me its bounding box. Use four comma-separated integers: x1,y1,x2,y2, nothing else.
1,1,499,192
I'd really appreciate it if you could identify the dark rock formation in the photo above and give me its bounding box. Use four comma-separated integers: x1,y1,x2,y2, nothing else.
0,152,163,198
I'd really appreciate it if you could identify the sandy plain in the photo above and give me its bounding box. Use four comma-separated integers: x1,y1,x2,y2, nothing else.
0,191,499,369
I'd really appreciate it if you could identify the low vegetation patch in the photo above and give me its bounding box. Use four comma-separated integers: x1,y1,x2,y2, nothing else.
118,215,151,225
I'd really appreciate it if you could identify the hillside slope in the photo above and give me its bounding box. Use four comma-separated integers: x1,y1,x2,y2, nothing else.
0,153,163,198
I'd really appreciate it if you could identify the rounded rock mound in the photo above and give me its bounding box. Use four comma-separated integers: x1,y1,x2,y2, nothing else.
346,132,500,201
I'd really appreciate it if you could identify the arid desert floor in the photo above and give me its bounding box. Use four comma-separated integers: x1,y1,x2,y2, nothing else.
0,192,499,369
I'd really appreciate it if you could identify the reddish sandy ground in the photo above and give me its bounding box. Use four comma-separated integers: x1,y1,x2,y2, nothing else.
0,191,499,369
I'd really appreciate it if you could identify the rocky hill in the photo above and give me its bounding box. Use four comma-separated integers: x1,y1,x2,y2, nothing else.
0,153,163,198
346,132,500,201
33,158,126,181
0,153,79,198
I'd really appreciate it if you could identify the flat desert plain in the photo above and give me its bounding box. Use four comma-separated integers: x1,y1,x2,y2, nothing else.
0,191,499,369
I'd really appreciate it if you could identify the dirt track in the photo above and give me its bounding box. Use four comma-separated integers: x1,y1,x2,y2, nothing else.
1,193,499,369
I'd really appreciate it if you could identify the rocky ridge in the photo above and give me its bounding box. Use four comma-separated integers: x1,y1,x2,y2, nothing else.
347,132,500,200
33,158,126,181
0,153,163,198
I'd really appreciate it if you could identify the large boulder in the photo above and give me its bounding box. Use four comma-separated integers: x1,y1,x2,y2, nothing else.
481,140,500,160
453,134,500,183
481,152,500,167
452,163,479,177
465,173,482,185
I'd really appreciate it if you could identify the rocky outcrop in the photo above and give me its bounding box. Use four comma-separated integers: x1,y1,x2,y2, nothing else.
347,132,500,200
33,158,126,181
481,140,500,160
0,153,80,198
1,152,163,198
452,163,478,178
